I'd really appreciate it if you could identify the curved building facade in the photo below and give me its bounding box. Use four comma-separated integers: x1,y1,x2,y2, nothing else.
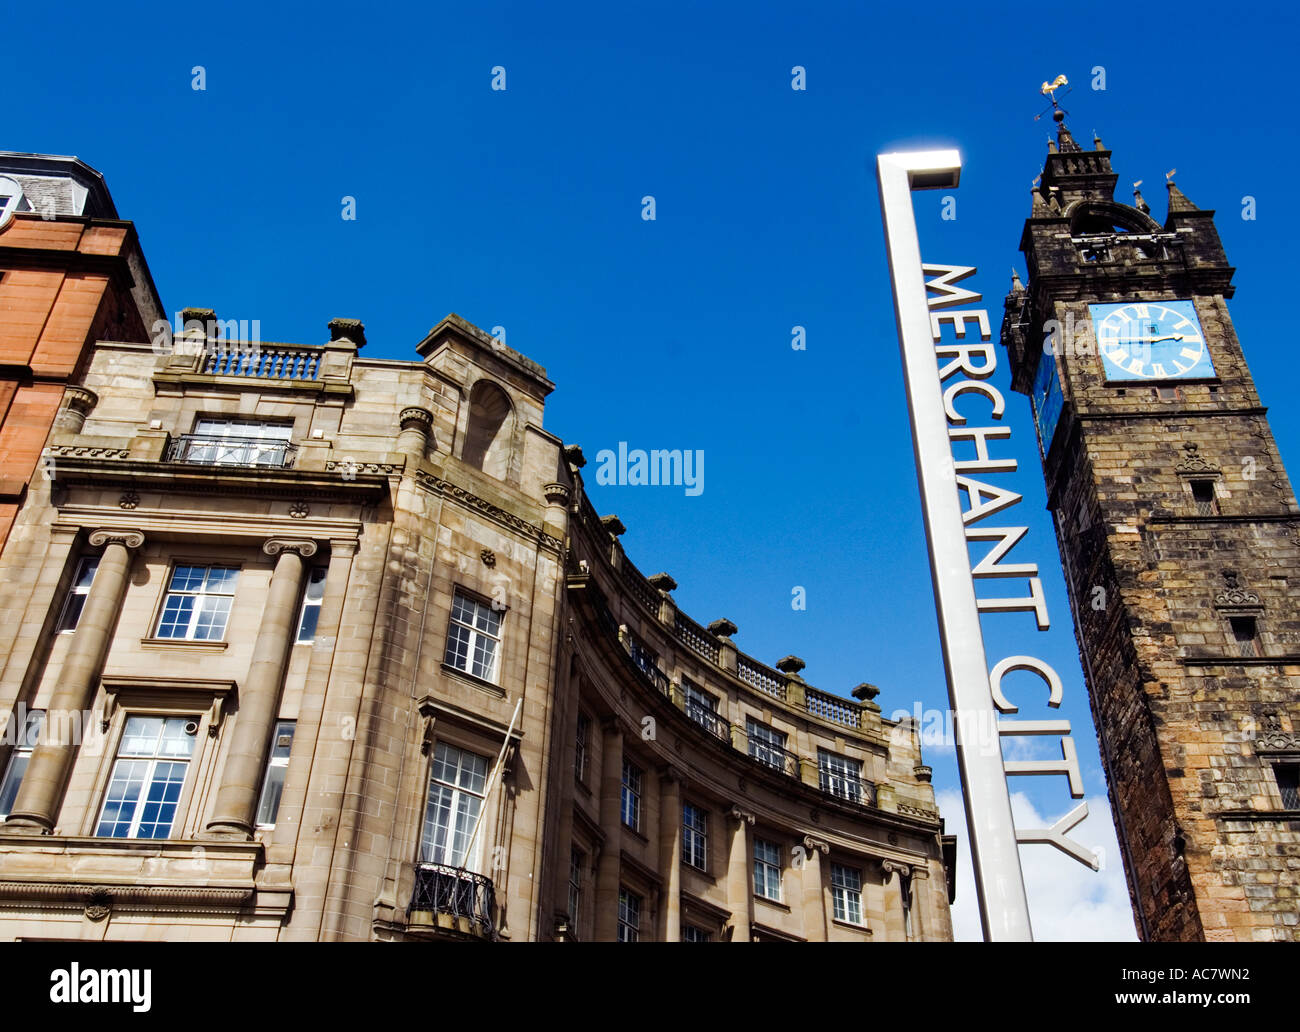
0,294,954,939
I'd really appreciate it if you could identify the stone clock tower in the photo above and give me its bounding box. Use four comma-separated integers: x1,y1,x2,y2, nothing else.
1000,109,1300,941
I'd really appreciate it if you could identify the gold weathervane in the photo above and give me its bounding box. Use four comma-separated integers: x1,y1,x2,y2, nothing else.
1034,75,1071,122
1040,75,1068,103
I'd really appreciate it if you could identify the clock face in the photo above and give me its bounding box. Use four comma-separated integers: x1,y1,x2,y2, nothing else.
1031,346,1064,458
1089,299,1214,381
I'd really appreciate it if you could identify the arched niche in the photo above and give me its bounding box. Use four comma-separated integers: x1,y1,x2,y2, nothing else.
462,379,514,480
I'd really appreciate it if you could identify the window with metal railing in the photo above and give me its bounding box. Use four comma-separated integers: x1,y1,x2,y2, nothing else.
746,718,794,776
409,863,496,939
683,680,727,741
818,749,874,805
168,419,295,468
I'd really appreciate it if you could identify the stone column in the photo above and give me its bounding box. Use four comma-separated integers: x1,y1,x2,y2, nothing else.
2,529,143,833
658,767,682,941
205,538,316,837
725,806,754,942
397,406,434,461
909,865,931,940
881,860,910,941
801,835,830,941
593,719,623,941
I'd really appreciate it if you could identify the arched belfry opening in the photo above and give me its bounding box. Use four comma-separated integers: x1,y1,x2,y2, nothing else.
463,380,514,479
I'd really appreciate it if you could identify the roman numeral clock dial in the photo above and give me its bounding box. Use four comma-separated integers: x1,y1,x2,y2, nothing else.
1089,299,1214,381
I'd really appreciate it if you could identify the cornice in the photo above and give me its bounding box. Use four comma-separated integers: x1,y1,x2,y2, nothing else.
54,506,364,545
414,470,563,553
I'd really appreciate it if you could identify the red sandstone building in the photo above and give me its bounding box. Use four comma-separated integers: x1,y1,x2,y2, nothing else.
0,152,163,548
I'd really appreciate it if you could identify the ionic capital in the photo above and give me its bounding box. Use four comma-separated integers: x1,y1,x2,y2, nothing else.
802,835,830,855
87,529,145,550
263,538,318,559
727,806,756,826
881,859,911,881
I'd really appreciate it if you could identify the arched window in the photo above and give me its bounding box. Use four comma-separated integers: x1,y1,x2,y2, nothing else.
463,380,513,479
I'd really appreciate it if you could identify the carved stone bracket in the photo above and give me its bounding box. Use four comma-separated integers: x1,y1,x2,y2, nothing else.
417,700,438,756
543,482,570,507
727,806,756,826
1175,442,1221,476
1254,731,1300,754
801,835,830,855
1214,570,1262,611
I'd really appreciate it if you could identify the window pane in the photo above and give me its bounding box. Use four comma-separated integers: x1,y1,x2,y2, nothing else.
120,716,164,756
0,754,29,817
297,605,321,643
304,567,327,601
156,595,194,638
422,743,490,867
58,594,88,632
135,760,188,838
170,566,205,592
193,595,232,639
96,759,150,837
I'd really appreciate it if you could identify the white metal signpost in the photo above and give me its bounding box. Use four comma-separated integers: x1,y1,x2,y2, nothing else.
876,149,1099,943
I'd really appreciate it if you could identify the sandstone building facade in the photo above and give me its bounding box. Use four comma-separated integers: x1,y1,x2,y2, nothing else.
0,164,954,939
1000,113,1300,941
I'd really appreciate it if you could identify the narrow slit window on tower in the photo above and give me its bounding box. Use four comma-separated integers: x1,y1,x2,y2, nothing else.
1191,480,1218,516
1229,615,1259,657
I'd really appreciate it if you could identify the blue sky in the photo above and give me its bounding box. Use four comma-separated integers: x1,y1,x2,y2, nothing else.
7,0,1297,938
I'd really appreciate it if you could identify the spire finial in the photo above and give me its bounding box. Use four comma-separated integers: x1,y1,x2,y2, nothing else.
1038,75,1079,152
1166,172,1199,214
1132,180,1150,215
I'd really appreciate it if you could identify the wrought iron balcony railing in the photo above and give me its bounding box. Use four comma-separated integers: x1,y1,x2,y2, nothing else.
628,638,671,697
819,769,877,807
166,434,297,469
748,738,800,778
684,699,730,743
409,863,496,939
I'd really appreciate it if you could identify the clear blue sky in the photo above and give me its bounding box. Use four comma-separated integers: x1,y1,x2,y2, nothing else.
7,0,1297,937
